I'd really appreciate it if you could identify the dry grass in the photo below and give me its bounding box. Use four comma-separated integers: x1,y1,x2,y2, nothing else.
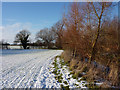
108,62,119,86
99,82,111,88
61,51,120,88
69,58,79,70
61,50,72,63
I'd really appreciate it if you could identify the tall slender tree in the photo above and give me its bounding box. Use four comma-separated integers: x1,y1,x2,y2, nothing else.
89,2,112,63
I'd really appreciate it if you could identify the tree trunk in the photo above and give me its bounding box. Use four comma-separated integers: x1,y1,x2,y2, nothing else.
89,18,101,63
23,45,27,49
22,42,27,49
73,47,77,58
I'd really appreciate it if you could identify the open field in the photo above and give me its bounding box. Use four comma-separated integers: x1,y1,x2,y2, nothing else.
1,49,63,88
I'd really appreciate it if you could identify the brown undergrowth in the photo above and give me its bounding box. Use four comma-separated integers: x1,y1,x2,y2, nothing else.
61,50,120,88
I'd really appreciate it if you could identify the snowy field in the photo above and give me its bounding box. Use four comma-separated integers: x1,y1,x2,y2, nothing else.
1,49,63,88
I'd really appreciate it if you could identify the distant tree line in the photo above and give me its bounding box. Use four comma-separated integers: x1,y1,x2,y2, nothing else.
0,40,10,49
14,20,64,49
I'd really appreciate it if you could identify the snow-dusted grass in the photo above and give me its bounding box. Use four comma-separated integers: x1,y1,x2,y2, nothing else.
50,56,88,89
2,50,63,88
50,56,103,89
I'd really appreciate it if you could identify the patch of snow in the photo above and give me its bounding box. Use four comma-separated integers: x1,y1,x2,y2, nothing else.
51,57,88,88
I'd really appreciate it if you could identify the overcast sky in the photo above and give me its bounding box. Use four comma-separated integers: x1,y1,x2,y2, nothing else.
1,2,118,44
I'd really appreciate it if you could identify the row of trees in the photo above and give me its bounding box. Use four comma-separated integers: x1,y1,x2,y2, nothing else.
14,20,64,49
62,2,117,62
0,40,10,49
59,2,119,86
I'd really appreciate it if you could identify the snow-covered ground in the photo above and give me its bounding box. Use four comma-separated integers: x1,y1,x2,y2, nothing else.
2,49,48,56
9,46,22,49
49,57,88,89
1,49,63,88
1,49,103,89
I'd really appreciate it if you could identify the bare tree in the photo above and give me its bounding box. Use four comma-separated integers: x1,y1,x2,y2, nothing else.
52,20,65,49
0,40,10,49
62,2,85,57
89,2,112,63
14,30,31,49
36,28,55,49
